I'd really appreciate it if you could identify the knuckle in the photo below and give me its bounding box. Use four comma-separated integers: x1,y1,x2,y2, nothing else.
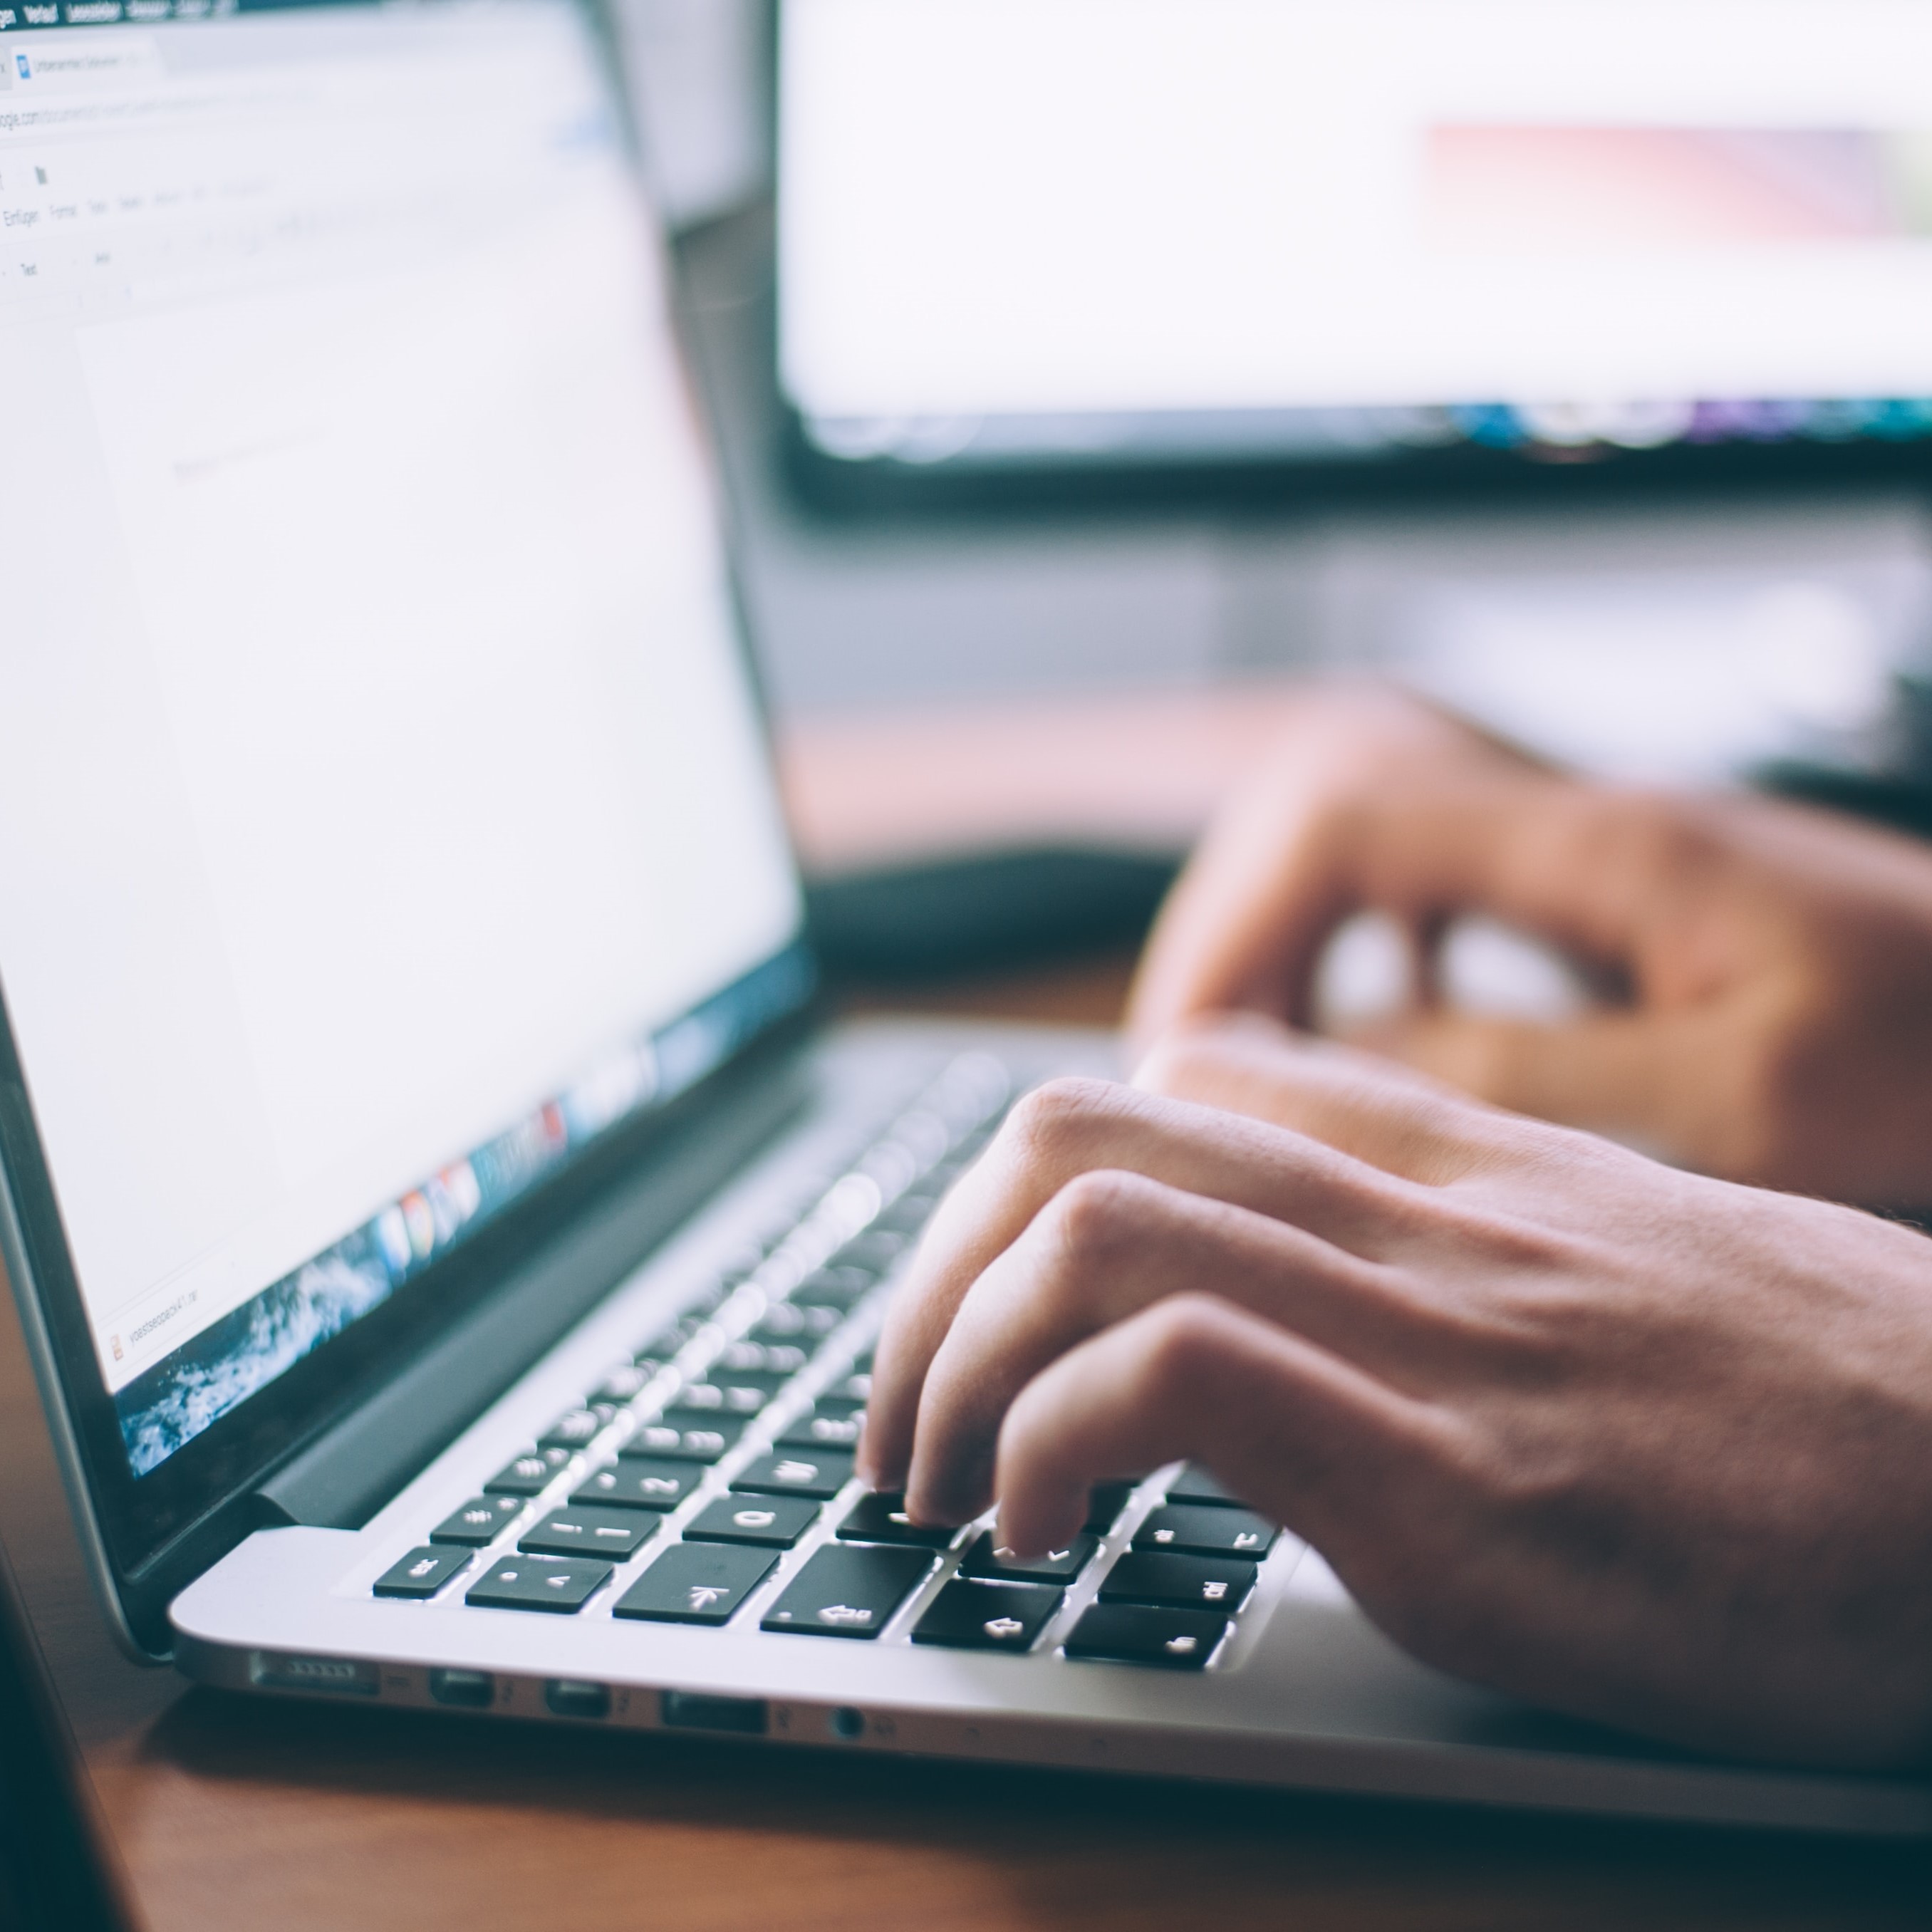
1126,1294,1232,1409
1040,1168,1155,1274
1002,1076,1121,1166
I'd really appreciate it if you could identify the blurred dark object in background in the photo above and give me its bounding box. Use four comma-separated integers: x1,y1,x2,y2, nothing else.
776,688,1292,987
806,848,1177,984
1760,672,1932,840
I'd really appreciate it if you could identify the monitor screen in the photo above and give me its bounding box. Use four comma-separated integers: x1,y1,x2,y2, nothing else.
0,0,807,1480
779,0,1932,475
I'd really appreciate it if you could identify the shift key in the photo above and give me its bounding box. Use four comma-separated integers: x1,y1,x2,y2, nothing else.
759,1544,933,1640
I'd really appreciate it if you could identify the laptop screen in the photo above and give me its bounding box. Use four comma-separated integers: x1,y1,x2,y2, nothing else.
0,0,807,1483
780,0,1932,476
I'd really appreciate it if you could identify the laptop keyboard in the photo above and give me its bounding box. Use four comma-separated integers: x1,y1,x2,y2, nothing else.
370,1051,1282,1674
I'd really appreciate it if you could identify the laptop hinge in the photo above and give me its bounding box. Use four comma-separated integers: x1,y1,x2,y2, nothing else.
254,1046,815,1532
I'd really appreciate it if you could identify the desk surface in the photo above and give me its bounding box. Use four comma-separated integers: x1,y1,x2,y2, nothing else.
5,958,1930,1931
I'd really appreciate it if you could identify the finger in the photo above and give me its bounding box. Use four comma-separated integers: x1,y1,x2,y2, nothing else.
901,1169,1425,1526
1126,695,1550,1047
1129,754,1663,1054
1136,1012,1524,1184
990,1292,1430,1559
860,1076,1430,1492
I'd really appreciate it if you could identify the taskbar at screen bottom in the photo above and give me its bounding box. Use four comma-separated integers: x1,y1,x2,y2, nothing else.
111,942,816,1480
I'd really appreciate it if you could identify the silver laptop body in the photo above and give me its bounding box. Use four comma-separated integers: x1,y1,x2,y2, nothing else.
1,0,1926,1839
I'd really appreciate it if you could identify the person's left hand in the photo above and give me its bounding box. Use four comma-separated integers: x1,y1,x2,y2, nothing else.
859,1016,1932,1769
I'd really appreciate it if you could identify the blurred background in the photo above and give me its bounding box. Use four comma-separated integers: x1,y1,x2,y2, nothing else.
615,0,1932,986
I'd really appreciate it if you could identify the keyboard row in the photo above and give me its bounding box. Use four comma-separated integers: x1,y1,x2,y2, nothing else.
376,1466,1281,1671
410,1057,1005,1575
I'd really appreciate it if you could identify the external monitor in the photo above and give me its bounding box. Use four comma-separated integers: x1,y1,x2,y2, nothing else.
779,0,1932,500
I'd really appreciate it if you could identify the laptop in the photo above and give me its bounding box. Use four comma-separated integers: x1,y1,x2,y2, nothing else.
1,0,1927,1840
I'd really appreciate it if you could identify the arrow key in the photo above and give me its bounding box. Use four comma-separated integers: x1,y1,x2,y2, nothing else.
1133,1505,1278,1560
960,1530,1096,1585
1099,1551,1257,1612
1064,1602,1228,1671
911,1578,1061,1651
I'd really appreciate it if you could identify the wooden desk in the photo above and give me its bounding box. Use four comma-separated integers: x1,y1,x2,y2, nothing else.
4,958,1929,1932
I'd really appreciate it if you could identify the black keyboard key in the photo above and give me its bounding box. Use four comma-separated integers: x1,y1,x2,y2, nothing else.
794,1264,876,1305
1134,1505,1278,1560
685,1495,820,1548
1164,1464,1248,1510
731,1450,855,1500
539,1408,611,1451
1084,1481,1139,1534
759,1544,933,1640
778,1408,865,1451
571,1456,697,1512
465,1554,612,1614
1064,1602,1227,1669
751,1303,843,1344
1100,1552,1256,1613
804,1391,866,1421
712,1339,809,1381
628,1419,745,1463
912,1579,1061,1651
519,1505,659,1560
591,1363,655,1405
484,1447,572,1495
430,1495,524,1547
613,1543,776,1626
671,1381,772,1418
961,1530,1096,1585
375,1547,472,1599
694,1366,794,1397
836,1492,957,1549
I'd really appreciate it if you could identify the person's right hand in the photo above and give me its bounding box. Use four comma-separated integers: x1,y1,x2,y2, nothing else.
1127,687,1932,1210
861,1024,1932,1769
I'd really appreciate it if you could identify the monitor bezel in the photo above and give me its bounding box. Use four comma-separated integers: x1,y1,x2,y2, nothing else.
777,400,1932,516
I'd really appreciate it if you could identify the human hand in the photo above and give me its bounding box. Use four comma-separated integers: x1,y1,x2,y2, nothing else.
1126,685,1932,1208
861,1020,1932,1767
